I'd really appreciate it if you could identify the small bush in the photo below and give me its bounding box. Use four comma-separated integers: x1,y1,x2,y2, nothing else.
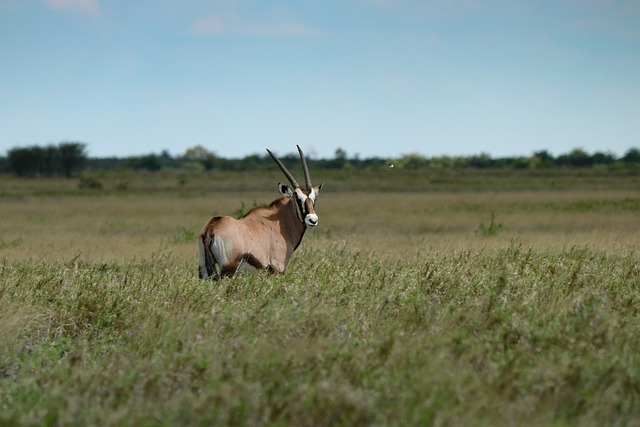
477,211,502,236
170,226,196,244
77,175,103,190
115,179,130,191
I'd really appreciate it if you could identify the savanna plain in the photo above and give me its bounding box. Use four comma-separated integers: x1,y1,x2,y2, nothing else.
1,167,640,426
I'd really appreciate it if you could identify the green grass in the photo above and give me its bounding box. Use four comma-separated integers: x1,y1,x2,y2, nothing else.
1,166,639,196
1,244,640,426
1,169,640,425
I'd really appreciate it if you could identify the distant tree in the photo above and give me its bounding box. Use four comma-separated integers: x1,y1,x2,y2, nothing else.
591,151,616,166
183,145,218,170
429,156,455,168
510,157,532,169
399,153,429,169
7,146,37,176
41,145,59,176
532,150,555,167
325,147,348,169
7,142,86,177
467,153,493,169
622,148,640,164
359,156,387,169
128,154,162,171
556,148,593,167
334,148,347,161
58,142,87,177
7,145,53,176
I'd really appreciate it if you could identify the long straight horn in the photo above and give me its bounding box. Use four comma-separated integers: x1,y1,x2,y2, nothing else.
267,149,300,189
297,145,312,189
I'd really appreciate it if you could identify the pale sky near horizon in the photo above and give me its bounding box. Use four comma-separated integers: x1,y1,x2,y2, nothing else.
1,0,639,159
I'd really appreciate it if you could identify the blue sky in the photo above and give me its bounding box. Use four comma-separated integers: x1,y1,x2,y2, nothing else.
1,0,639,159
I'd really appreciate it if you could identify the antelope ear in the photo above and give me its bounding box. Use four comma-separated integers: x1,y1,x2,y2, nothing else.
313,183,324,198
278,183,293,197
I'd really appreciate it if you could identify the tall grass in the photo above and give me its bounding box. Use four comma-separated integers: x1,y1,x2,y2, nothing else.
1,244,639,426
1,170,639,425
1,189,639,263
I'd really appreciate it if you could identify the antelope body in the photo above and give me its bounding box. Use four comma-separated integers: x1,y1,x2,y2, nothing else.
199,146,322,279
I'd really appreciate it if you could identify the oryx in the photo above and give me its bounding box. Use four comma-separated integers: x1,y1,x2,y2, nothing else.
199,145,323,279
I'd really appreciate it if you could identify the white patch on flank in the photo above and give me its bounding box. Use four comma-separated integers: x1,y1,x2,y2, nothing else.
211,236,233,267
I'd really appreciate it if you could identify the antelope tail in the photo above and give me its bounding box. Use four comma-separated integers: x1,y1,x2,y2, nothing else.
199,234,219,280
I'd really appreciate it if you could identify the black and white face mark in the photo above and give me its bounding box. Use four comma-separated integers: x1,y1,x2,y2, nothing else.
294,188,319,226
279,184,321,226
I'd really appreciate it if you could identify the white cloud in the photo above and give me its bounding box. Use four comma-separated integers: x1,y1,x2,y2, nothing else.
194,16,225,35
192,1,323,38
573,0,640,40
194,16,322,37
246,21,322,37
45,0,100,16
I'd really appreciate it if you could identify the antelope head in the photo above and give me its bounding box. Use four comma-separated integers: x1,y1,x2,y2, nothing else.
267,145,323,227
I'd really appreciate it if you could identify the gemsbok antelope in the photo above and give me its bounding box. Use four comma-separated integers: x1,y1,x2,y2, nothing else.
199,145,323,279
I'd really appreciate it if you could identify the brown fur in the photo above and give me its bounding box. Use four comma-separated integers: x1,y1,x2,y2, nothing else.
199,194,313,279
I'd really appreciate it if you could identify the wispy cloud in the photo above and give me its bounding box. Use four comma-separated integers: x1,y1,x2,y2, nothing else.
194,16,225,35
572,0,640,40
192,2,322,38
361,0,482,13
194,15,322,37
44,0,100,17
194,16,322,37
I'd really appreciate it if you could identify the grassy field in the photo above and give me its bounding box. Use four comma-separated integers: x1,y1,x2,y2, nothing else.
1,168,640,426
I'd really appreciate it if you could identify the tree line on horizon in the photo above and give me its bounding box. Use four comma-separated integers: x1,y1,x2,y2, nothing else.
2,142,640,178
